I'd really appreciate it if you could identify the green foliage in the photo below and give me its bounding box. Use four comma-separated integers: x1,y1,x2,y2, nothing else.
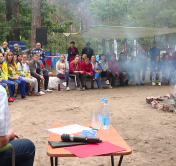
0,0,73,48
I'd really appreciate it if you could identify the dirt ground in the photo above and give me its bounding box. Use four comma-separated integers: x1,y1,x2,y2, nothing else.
9,84,176,166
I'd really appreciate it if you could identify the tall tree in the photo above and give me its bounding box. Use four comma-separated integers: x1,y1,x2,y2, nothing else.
31,0,41,49
6,0,12,41
12,0,20,41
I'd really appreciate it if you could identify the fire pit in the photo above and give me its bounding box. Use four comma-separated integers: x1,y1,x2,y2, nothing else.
146,94,176,113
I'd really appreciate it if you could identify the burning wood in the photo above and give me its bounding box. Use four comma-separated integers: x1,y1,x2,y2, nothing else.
146,93,176,113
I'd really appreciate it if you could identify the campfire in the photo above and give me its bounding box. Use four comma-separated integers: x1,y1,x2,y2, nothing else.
146,94,176,113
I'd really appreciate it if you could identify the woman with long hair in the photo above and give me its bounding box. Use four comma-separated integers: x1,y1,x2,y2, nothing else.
5,52,27,99
0,53,15,102
56,54,70,91
16,53,22,64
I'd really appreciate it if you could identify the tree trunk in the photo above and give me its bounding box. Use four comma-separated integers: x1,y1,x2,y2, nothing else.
109,39,113,54
6,0,12,42
31,0,41,49
102,39,106,54
12,0,20,41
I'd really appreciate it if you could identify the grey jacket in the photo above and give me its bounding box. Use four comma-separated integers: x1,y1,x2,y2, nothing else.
99,60,109,70
28,59,43,77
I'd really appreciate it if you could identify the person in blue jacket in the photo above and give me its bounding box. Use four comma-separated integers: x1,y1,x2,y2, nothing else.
151,55,162,86
162,54,175,85
90,55,103,89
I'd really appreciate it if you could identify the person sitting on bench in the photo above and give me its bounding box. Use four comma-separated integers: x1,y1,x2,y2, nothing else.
56,54,70,91
151,55,162,86
69,55,84,91
108,53,124,87
82,58,93,90
0,85,35,166
99,54,112,87
29,54,52,95
80,54,87,63
91,55,103,89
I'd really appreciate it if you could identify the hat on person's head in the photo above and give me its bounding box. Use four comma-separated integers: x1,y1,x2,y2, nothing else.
153,41,157,44
86,42,90,46
168,47,172,50
70,41,75,44
120,52,124,55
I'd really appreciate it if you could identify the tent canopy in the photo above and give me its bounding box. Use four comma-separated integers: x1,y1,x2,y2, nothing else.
71,25,176,39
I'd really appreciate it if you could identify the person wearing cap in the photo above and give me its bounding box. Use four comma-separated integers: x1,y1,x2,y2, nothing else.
82,42,94,60
149,42,160,82
68,41,79,62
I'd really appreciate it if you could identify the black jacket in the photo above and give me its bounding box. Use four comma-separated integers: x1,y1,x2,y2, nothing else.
12,50,22,55
68,47,79,61
82,47,94,60
118,57,128,73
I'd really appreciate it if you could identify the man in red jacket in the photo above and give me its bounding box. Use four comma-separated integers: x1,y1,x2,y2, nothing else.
82,58,93,90
108,53,124,87
69,55,84,90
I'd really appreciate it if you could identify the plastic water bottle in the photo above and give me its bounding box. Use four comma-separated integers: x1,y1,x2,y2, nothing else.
98,98,105,127
101,99,110,130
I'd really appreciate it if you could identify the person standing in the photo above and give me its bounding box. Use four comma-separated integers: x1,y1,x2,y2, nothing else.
30,43,45,62
69,55,84,91
56,54,70,91
149,42,160,82
17,54,40,96
68,41,79,62
29,54,52,95
138,44,149,85
163,47,172,60
0,85,35,166
109,53,124,87
5,52,27,100
0,42,10,56
82,42,94,60
128,56,141,86
12,44,22,56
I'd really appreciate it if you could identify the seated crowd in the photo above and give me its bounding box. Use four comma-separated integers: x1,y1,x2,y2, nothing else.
1,41,176,166
1,41,176,103
0,42,53,103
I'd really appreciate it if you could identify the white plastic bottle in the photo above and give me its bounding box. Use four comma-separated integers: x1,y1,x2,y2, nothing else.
98,98,105,128
101,99,110,130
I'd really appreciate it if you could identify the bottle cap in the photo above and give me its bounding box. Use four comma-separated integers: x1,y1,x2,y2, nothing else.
104,99,108,103
101,98,105,101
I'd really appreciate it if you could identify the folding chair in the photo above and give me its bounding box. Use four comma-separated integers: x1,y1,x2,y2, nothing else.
0,143,15,166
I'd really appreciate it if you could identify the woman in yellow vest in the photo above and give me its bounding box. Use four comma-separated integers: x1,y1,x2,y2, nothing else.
0,53,16,102
5,52,27,99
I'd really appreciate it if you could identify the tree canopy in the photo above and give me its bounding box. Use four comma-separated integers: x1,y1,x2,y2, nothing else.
0,0,176,54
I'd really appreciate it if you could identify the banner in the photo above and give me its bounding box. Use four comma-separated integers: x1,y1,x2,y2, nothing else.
134,40,137,56
114,39,117,58
9,41,26,51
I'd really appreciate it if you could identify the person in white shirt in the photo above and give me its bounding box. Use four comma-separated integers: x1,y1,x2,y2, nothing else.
17,54,41,96
0,85,35,166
